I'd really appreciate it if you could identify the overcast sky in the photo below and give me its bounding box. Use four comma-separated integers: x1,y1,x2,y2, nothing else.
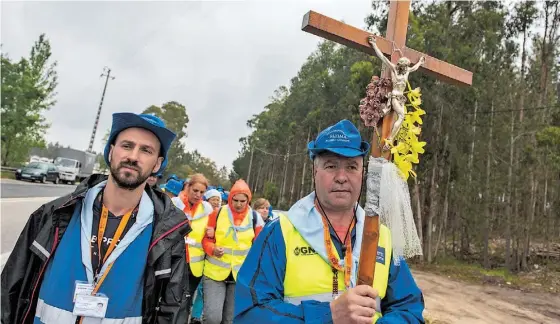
1,0,373,170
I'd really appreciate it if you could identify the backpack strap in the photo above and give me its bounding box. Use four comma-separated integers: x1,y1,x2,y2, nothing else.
215,206,224,224
252,210,258,231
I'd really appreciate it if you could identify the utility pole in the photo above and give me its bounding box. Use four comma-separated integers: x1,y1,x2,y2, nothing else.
88,67,115,152
246,146,254,185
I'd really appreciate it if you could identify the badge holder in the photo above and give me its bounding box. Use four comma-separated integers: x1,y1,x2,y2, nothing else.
73,281,109,318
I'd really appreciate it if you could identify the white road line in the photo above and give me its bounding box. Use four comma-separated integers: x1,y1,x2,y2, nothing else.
1,196,61,271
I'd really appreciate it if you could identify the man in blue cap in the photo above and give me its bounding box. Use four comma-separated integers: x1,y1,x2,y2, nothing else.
234,120,424,323
2,112,192,324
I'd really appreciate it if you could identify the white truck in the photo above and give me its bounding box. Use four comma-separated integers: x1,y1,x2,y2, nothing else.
53,148,96,184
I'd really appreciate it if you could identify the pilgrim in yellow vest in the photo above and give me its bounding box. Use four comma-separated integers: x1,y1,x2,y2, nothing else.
203,206,255,281
279,214,391,323
185,202,212,277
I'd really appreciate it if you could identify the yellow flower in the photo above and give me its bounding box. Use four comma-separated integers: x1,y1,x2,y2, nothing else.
409,97,422,107
409,109,425,125
409,87,421,97
409,123,422,135
404,152,419,164
408,137,427,162
390,81,427,181
393,153,413,180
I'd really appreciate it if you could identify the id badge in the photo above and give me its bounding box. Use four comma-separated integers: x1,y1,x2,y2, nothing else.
73,281,94,302
73,294,109,318
185,237,196,246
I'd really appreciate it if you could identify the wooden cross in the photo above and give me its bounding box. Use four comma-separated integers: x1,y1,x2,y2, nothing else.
302,1,472,158
301,0,473,286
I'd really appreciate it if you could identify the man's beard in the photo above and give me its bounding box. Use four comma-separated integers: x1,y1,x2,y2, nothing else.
109,159,152,190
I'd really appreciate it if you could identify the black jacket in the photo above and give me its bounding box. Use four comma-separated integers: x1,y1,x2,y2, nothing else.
1,175,192,324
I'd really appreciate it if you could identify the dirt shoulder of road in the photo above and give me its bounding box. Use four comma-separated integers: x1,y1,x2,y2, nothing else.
1,171,15,179
414,266,560,324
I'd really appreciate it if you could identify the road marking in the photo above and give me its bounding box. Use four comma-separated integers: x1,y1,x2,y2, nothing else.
1,251,11,271
1,197,58,203
0,178,76,187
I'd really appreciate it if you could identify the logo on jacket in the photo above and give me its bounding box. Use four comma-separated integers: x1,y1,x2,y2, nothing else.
376,246,385,264
294,246,317,256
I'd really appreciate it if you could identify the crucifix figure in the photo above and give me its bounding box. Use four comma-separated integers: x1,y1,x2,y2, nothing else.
368,35,425,149
302,0,473,287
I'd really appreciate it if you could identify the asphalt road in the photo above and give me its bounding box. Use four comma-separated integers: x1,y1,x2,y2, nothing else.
1,178,77,198
1,179,76,270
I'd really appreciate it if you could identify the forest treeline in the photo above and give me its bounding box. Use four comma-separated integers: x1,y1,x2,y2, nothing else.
231,1,560,271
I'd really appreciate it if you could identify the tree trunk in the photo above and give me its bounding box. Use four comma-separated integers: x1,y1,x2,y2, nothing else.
2,139,12,166
434,165,451,260
505,109,515,271
468,100,478,183
517,9,529,271
300,129,311,198
413,180,424,261
289,142,300,206
426,104,444,263
269,150,277,183
255,160,263,194
519,17,528,123
522,170,537,271
279,146,290,206
461,220,470,260
246,147,254,185
461,99,477,261
482,100,494,269
543,166,550,277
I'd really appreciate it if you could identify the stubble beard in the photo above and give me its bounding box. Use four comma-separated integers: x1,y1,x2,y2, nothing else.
109,160,151,190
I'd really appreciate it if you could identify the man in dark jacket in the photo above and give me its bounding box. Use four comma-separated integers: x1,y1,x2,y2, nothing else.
1,112,192,324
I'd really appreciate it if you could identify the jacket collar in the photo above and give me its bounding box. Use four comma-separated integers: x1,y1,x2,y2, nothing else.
51,174,191,266
287,192,365,287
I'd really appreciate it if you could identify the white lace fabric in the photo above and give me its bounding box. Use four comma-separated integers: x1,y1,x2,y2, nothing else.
364,157,423,265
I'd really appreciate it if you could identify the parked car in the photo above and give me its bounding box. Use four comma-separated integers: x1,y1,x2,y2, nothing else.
16,162,60,184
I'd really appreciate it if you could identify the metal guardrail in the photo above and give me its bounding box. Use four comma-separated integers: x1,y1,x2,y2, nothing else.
1,166,18,172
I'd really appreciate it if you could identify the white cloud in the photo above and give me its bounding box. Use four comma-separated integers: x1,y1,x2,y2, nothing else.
1,0,372,169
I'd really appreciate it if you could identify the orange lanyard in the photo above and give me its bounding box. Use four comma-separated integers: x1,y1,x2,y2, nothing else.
78,206,133,323
97,205,133,265
92,205,133,294
320,214,355,295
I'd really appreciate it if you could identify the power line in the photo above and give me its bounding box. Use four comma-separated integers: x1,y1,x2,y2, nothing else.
462,104,558,115
252,146,307,158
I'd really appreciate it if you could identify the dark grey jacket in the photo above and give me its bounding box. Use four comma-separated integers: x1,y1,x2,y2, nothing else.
1,174,192,324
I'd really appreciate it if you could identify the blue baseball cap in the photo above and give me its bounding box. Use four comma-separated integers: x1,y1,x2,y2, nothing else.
222,190,229,202
166,174,180,182
307,119,370,160
163,178,184,196
104,112,176,175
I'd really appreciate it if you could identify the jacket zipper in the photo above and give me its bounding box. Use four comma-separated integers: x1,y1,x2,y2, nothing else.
21,227,60,324
148,219,190,252
148,219,189,323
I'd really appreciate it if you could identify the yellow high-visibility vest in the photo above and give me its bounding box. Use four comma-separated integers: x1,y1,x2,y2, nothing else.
203,206,255,281
280,214,392,323
185,202,211,277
